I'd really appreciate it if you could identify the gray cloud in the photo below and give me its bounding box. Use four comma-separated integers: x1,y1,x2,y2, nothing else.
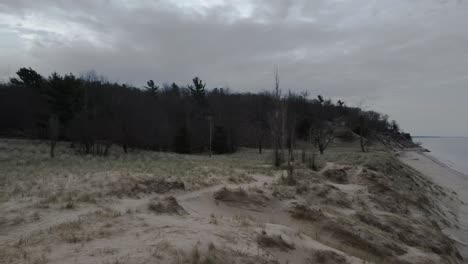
0,0,467,136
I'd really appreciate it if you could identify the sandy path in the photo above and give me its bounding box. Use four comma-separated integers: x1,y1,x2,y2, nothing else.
400,151,468,259
0,206,98,246
0,174,277,247
177,174,275,202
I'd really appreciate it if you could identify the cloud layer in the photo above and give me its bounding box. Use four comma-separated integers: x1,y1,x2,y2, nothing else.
1,0,467,136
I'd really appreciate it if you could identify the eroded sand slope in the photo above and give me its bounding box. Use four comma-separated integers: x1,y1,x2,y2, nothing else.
400,151,468,260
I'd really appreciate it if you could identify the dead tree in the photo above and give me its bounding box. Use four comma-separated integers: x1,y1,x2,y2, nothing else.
271,68,286,167
287,111,296,163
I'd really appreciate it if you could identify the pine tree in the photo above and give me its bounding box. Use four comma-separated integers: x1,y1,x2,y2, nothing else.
188,77,206,103
144,80,159,96
10,67,43,90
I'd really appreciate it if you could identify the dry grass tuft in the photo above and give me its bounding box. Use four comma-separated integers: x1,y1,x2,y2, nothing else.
323,168,349,184
227,172,255,184
213,187,271,208
354,211,393,233
109,177,185,198
176,243,280,264
307,250,350,264
307,184,353,208
148,196,187,215
288,202,326,222
256,231,295,251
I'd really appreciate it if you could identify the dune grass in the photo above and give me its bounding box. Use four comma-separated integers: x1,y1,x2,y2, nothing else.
0,138,273,204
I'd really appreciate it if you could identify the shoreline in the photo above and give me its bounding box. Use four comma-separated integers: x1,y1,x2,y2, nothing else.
415,137,468,177
400,150,468,259
422,151,467,178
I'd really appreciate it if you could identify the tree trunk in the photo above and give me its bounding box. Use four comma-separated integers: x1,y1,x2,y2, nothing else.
104,142,111,156
288,136,294,162
208,117,213,157
50,141,56,158
288,116,296,162
360,115,366,153
308,151,317,171
48,115,59,158
360,135,366,153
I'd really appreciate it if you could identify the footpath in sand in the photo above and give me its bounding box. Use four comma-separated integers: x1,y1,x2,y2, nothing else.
400,150,468,259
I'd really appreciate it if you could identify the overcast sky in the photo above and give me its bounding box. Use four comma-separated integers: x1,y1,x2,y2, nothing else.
1,0,467,136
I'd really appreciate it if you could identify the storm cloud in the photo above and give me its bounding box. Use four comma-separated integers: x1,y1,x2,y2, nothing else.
1,0,467,136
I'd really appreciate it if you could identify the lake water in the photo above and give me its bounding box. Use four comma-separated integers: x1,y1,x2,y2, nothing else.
416,137,468,176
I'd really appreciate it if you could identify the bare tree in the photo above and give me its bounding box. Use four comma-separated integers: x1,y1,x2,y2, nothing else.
315,95,335,155
356,100,371,152
315,124,335,154
286,92,297,163
271,68,286,167
251,94,270,155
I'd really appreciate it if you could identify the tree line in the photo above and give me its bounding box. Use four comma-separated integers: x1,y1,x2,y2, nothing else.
0,67,410,159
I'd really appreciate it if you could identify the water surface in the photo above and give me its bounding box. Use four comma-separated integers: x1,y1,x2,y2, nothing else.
416,137,468,176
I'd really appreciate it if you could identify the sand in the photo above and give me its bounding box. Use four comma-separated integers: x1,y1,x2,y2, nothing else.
1,139,465,263
400,150,468,259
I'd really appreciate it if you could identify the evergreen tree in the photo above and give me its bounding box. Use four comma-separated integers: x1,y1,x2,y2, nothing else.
188,77,206,103
10,67,43,90
144,80,159,96
47,72,83,127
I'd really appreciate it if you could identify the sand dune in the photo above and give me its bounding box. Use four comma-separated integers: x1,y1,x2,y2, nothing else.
0,139,465,263
400,150,468,259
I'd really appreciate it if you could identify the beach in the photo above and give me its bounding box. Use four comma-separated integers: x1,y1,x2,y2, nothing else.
400,150,468,259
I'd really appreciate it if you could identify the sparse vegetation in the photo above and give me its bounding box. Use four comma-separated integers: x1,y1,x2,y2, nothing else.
0,140,462,264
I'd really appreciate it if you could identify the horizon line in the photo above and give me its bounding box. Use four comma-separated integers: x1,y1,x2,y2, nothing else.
413,136,468,138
